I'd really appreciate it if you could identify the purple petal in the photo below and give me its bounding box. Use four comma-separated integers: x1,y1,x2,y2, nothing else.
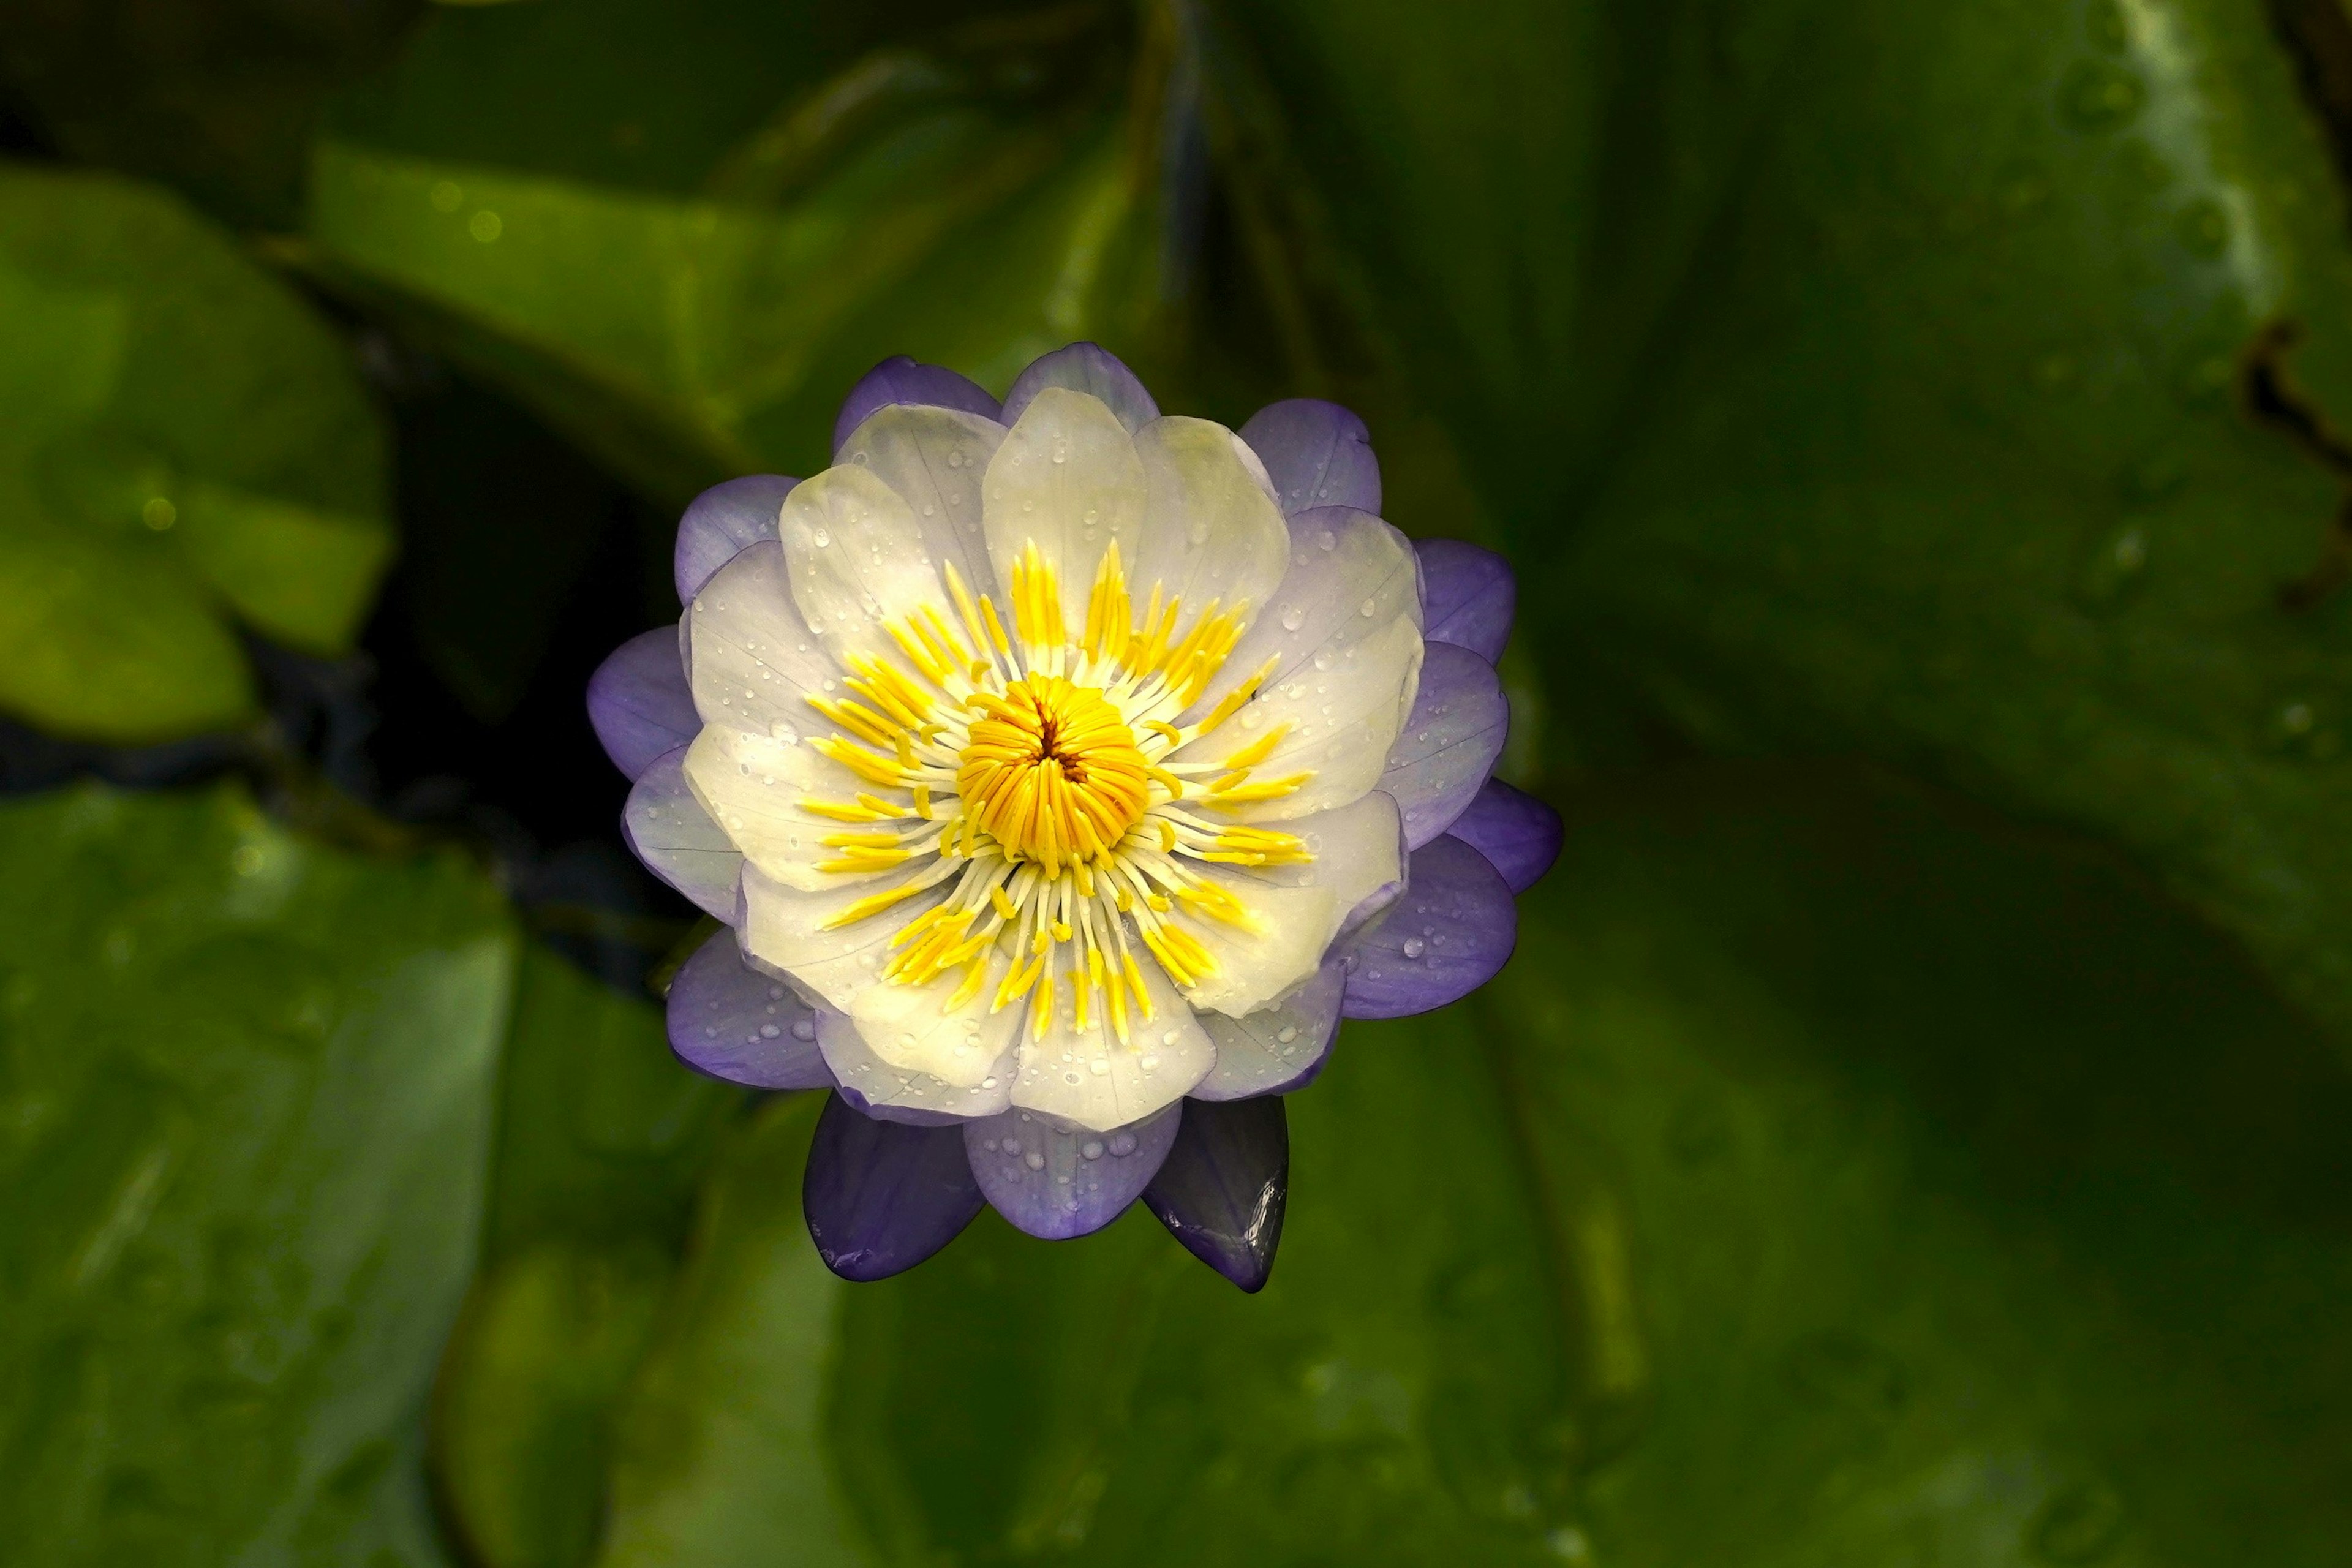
1000,342,1158,432
1340,834,1516,1019
964,1103,1180,1240
1144,1096,1287,1292
666,927,831,1089
1238,399,1381,517
1448,779,1562,894
587,624,697,782
831,355,1002,458
621,744,742,921
674,475,797,604
1193,959,1345,1101
1380,641,1507,848
804,1093,985,1281
1416,538,1515,663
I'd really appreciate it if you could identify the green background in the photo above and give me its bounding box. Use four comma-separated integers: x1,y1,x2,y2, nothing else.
3,0,2351,1561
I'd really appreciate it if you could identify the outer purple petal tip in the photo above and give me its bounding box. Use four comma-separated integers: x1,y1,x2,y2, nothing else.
1380,641,1507,848
587,624,697,782
666,927,831,1090
1341,834,1517,1019
1001,342,1158,432
1144,1096,1288,1292
832,356,1002,457
804,1092,986,1281
1415,538,1516,663
1239,398,1381,517
675,474,797,604
965,1104,1180,1240
1448,779,1561,894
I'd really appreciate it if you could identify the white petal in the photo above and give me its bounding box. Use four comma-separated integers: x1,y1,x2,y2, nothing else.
782,462,954,672
1172,508,1425,821
686,541,843,740
622,745,742,921
1192,959,1345,1100
1126,415,1290,632
737,861,955,1013
1177,790,1404,1016
981,387,1146,631
836,403,1008,608
682,724,905,892
817,1001,1016,1121
1009,950,1211,1131
847,967,1025,1089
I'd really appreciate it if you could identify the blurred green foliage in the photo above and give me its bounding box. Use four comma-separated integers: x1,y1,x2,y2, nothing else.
4,0,2352,1563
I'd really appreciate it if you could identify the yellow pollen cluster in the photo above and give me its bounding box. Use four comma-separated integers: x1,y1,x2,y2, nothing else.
793,541,1320,1046
956,676,1150,876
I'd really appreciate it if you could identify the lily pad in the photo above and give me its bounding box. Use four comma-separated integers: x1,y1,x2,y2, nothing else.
569,760,2352,1563
0,783,513,1565
304,0,1169,503
0,164,393,742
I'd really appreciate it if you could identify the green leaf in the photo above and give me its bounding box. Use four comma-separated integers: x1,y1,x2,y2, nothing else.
1237,0,2352,1054
1491,761,2352,1564
0,0,420,229
300,1,1177,503
569,763,2352,1562
591,1094,871,1568
428,946,742,1568
0,782,514,1566
0,164,394,742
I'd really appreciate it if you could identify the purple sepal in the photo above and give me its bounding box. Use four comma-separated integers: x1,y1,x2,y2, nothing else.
1238,399,1381,518
834,1090,968,1129
803,1091,986,1281
1192,959,1345,1101
622,744,742,921
1144,1096,1287,1292
587,624,698,782
1448,779,1562,894
831,355,1002,457
674,474,797,605
666,927,832,1089
1340,834,1516,1019
1001,342,1158,432
1415,538,1515,663
1381,641,1507,848
965,1103,1180,1240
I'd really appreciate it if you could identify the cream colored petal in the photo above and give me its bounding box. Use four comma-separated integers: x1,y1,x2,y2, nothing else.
1008,949,1212,1131
782,462,955,673
817,1000,1017,1121
1126,415,1290,635
836,403,1008,608
686,541,845,740
981,387,1146,633
738,861,957,1013
683,723,917,892
848,967,1026,1089
1182,507,1422,720
1171,508,1425,822
1175,789,1403,1016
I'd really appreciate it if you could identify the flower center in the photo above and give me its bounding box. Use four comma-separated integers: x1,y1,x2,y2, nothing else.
956,675,1149,875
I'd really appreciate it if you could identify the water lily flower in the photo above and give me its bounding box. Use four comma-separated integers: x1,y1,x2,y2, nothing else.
589,344,1559,1290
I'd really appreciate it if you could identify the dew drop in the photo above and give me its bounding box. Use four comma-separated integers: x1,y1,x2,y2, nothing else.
1109,1131,1139,1156
1359,597,1378,617
1401,937,1426,958
1024,1150,1047,1170
1080,1139,1105,1159
1280,605,1307,632
1275,1024,1299,1044
792,1019,816,1041
811,527,831,547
